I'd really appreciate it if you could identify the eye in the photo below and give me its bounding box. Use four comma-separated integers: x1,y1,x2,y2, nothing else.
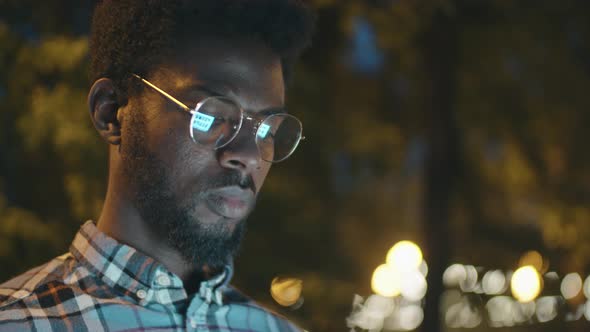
212,116,226,126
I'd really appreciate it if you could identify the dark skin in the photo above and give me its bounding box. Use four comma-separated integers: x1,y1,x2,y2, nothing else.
88,38,284,290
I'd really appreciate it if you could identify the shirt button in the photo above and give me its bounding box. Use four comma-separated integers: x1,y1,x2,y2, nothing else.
136,289,147,299
12,290,29,299
157,275,171,287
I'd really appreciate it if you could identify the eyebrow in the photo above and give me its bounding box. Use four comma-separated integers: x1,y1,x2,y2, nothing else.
256,107,287,116
195,86,227,98
179,83,227,99
183,84,287,115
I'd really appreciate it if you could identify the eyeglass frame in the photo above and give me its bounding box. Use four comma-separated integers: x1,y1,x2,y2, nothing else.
131,73,305,163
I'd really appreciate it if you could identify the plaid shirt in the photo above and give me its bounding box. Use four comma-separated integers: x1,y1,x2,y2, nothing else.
0,221,302,331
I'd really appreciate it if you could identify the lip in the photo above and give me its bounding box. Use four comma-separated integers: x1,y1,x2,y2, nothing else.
205,186,255,220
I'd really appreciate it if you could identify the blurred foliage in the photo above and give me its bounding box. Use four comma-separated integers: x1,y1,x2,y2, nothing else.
2,1,590,331
0,0,105,275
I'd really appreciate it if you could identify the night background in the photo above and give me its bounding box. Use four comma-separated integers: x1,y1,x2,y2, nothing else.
2,1,590,331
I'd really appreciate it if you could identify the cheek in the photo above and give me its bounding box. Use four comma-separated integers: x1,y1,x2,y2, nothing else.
163,139,216,191
150,127,185,168
146,110,195,162
254,164,272,193
164,132,227,196
145,113,212,181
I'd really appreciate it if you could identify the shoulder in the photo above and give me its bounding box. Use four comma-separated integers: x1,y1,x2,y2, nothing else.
0,253,73,310
223,286,304,332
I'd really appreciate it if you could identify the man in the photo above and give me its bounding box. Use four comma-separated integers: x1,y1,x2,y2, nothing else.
0,0,314,331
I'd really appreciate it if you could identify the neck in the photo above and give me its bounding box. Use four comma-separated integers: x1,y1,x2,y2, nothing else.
96,168,208,291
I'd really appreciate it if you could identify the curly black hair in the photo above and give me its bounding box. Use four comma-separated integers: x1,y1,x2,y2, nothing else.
89,0,315,97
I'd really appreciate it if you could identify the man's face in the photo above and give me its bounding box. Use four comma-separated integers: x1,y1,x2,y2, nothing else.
119,38,285,268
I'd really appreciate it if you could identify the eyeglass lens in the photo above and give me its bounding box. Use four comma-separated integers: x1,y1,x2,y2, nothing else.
189,97,302,162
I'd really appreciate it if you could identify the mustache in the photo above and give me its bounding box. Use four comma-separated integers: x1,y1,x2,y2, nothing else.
205,171,257,193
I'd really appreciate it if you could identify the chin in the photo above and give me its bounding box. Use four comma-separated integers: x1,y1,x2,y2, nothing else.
224,218,243,232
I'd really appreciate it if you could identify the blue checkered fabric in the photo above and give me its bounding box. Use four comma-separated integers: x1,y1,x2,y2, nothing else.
0,221,302,331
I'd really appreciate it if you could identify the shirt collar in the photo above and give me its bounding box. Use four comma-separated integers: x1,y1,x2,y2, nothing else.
69,220,233,304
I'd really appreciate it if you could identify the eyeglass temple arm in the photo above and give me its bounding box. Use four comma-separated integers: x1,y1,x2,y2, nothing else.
132,74,191,112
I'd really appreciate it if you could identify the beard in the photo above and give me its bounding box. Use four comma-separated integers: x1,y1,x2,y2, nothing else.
120,109,253,269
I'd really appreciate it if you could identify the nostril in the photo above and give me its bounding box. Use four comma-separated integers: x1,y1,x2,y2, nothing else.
228,159,244,168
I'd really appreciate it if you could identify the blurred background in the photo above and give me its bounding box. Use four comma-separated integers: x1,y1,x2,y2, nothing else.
2,0,590,331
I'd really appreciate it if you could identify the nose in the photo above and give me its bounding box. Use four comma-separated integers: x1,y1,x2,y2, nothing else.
217,119,262,173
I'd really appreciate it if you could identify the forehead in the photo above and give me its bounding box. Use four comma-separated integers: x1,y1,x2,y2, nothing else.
150,38,285,110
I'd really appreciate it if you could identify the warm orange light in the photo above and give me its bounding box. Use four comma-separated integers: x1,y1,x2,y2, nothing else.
270,277,303,307
518,251,544,273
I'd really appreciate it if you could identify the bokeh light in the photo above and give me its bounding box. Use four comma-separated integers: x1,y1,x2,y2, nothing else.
346,296,387,332
364,294,395,318
270,277,303,307
443,264,467,287
511,266,541,302
398,305,424,331
486,296,515,327
372,264,401,297
560,273,582,300
515,301,536,324
400,270,427,301
445,294,483,328
535,296,560,323
585,300,590,321
354,241,429,330
486,296,535,327
518,251,545,273
440,263,587,328
418,261,428,277
583,275,590,299
482,270,507,295
386,241,423,271
545,271,559,280
459,265,479,293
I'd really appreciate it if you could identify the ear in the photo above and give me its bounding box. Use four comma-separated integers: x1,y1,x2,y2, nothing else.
88,78,125,146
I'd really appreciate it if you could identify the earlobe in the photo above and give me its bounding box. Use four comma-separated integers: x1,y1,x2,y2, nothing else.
88,78,124,146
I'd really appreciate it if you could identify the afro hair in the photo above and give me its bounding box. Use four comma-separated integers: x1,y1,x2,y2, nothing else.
89,0,315,96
